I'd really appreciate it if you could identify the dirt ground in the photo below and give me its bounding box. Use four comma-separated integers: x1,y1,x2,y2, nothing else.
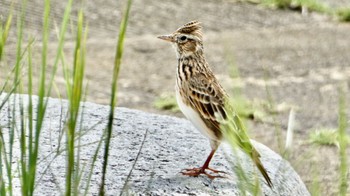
1,0,350,195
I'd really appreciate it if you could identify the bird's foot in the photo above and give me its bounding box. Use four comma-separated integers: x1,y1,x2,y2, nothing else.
181,167,227,179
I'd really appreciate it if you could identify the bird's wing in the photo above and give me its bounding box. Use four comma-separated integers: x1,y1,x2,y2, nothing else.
184,72,253,152
185,72,272,187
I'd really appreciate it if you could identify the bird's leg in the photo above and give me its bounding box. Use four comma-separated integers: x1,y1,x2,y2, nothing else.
181,149,226,179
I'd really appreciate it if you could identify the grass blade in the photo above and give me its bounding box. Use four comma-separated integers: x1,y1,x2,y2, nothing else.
27,0,51,194
338,85,348,196
99,0,132,195
120,129,149,196
65,9,87,196
0,5,13,61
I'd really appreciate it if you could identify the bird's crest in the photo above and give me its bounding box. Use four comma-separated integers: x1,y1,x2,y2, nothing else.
176,21,202,40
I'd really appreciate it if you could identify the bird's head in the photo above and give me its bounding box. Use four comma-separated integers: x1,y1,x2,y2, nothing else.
158,21,203,57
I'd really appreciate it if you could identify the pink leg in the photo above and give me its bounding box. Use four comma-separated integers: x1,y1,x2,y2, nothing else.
181,149,226,179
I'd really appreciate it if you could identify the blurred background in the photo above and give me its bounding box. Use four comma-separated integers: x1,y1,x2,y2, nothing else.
1,0,350,195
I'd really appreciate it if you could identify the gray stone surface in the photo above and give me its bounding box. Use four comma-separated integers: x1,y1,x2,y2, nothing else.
0,93,309,195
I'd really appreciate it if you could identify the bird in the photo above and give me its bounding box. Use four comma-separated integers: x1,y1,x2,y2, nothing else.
157,21,272,187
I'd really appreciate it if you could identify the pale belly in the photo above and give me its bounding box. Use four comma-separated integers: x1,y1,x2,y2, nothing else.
175,87,218,140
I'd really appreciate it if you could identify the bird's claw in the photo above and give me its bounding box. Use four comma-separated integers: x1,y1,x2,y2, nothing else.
181,167,227,179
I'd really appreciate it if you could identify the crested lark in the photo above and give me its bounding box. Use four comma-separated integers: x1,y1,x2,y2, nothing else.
158,21,272,187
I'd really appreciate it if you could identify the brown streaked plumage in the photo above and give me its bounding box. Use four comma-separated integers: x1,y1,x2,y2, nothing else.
158,21,272,187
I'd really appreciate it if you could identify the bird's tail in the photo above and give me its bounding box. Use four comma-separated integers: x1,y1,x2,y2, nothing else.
251,148,273,188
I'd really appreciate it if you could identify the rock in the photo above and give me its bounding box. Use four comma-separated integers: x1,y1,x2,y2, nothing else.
0,93,309,195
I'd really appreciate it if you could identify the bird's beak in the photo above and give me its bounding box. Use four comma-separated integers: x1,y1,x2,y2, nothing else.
157,34,175,42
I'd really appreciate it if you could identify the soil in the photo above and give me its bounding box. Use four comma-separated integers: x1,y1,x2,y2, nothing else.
1,0,350,195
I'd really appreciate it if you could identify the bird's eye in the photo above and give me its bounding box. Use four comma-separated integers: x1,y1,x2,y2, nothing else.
180,36,187,41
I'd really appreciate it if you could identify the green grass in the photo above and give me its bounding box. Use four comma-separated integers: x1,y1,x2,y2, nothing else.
337,85,348,196
154,93,180,112
337,8,350,21
0,5,12,61
65,8,87,196
261,0,292,9
260,0,329,12
99,0,132,195
309,128,350,147
245,0,350,22
247,0,329,12
0,0,132,195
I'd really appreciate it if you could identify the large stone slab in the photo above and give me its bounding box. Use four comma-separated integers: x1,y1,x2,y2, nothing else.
0,94,309,195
